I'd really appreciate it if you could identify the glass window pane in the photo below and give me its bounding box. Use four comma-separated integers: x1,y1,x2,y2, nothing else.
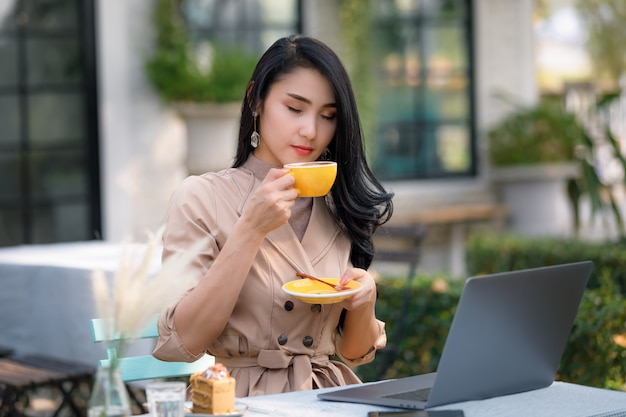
0,95,21,144
374,0,420,18
182,0,213,29
0,208,23,246
373,22,406,56
259,0,297,25
184,0,297,28
379,84,419,122
183,0,298,54
373,121,441,180
0,0,19,31
375,123,470,178
32,201,90,243
29,150,87,198
22,0,78,31
0,37,18,86
28,93,84,144
424,26,467,70
183,0,245,31
421,0,467,18
436,124,470,172
26,38,82,85
0,152,20,198
428,87,469,119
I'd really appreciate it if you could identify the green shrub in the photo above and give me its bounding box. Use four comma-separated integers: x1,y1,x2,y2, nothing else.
356,275,463,382
465,234,626,293
560,269,626,390
488,98,583,166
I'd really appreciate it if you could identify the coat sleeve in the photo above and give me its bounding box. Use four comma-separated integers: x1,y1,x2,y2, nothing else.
333,318,387,367
152,175,221,362
153,303,204,362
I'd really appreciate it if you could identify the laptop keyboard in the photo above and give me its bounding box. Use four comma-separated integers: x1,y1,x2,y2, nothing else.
383,387,431,402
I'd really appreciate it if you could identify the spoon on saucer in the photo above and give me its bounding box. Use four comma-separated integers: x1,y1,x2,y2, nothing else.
296,272,350,291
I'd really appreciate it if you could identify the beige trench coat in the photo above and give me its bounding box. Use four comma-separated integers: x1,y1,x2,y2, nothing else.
153,165,386,397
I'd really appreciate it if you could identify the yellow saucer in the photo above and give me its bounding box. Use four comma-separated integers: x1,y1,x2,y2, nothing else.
282,278,362,304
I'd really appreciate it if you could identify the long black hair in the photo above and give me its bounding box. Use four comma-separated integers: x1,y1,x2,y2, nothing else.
233,35,393,269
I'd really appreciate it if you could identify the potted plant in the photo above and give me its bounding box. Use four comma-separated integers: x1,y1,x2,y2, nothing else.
145,0,258,174
488,96,585,237
487,94,625,239
488,98,582,167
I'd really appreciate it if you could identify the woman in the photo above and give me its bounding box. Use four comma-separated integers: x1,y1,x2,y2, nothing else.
154,34,394,396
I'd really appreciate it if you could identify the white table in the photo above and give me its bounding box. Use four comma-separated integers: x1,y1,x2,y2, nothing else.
0,241,160,367
237,381,626,417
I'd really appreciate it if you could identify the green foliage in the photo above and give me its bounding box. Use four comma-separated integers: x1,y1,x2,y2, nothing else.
488,98,585,166
575,0,626,87
465,234,626,292
338,0,376,158
145,0,257,103
561,269,626,390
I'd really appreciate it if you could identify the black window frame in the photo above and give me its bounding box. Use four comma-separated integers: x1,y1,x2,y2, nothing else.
0,0,101,246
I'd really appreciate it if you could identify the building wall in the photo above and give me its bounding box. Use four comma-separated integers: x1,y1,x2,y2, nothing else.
96,0,537,274
97,0,186,241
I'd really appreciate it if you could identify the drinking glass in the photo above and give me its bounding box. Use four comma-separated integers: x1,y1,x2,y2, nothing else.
146,381,186,417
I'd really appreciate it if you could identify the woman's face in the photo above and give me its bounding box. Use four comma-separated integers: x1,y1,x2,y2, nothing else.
253,67,337,166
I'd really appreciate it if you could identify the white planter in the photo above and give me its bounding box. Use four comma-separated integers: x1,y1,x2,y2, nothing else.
491,162,580,237
174,102,241,175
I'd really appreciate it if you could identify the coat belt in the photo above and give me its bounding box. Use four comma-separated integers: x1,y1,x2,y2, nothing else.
217,350,329,369
216,350,330,392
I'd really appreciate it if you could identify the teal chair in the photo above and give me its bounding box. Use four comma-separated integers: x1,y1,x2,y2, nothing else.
89,317,214,381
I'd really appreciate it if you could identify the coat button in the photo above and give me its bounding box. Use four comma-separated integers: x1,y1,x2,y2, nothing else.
303,336,314,347
278,334,288,345
310,304,321,313
284,301,294,311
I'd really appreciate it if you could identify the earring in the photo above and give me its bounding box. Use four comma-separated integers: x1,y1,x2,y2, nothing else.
251,112,260,148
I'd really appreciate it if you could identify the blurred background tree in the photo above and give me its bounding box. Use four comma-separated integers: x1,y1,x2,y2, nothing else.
535,0,626,92
575,0,626,90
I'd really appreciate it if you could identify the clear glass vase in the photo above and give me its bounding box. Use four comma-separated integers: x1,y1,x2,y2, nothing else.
88,364,132,417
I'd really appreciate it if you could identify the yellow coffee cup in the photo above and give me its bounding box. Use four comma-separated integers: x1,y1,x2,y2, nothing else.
284,161,337,197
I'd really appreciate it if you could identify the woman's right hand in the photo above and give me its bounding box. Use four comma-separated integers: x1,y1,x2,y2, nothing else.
167,168,297,355
240,168,298,235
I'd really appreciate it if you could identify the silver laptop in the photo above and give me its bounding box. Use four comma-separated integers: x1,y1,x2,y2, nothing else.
319,261,593,409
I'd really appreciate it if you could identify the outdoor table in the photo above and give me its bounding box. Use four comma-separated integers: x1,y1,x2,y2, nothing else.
0,240,158,366
235,381,626,417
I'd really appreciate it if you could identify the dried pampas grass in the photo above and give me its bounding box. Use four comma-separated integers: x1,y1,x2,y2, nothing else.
92,227,205,342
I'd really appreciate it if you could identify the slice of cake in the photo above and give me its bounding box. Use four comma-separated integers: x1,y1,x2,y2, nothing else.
189,363,236,414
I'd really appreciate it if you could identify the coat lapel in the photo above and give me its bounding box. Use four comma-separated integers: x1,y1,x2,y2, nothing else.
265,198,340,274
301,198,341,264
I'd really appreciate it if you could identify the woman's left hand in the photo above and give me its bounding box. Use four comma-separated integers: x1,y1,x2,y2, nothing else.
335,268,383,361
338,268,377,311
